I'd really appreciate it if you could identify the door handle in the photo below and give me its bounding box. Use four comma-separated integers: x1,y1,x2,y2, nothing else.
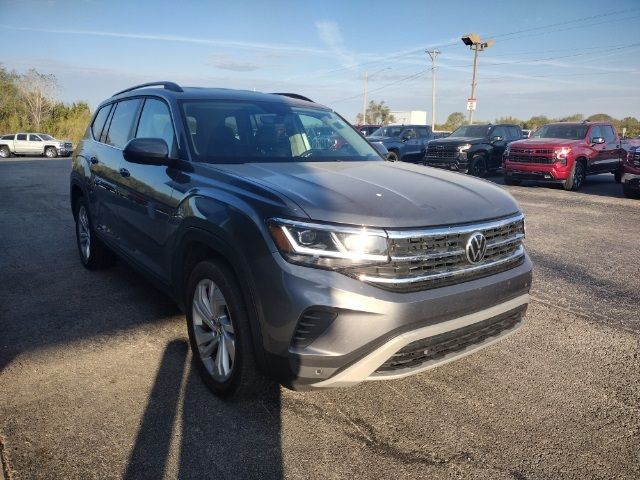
90,156,99,164
119,168,130,178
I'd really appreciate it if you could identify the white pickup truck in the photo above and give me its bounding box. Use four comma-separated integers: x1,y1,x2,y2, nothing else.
0,133,73,158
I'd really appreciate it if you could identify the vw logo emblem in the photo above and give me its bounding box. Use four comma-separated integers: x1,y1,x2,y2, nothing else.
465,232,487,264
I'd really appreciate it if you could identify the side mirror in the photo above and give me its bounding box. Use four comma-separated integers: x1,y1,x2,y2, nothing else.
590,137,605,145
491,135,504,142
123,138,171,165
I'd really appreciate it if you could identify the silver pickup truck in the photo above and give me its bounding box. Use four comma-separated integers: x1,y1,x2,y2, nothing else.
0,133,73,158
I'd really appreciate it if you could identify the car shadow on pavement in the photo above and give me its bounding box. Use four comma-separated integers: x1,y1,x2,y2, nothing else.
123,339,284,480
487,172,624,199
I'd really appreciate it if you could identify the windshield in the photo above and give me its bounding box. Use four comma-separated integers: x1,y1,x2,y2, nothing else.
449,125,492,138
370,126,403,138
181,100,381,164
532,124,588,140
39,134,54,140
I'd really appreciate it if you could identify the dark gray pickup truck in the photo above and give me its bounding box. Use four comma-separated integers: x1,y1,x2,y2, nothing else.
70,82,532,398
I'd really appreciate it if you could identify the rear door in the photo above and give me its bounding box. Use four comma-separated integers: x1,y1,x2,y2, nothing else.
89,98,142,242
601,124,621,172
116,97,179,280
14,134,29,154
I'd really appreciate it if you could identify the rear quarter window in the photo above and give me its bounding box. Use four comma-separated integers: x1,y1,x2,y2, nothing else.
91,104,112,141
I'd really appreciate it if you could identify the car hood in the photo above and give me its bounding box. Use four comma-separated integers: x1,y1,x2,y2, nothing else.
429,136,485,145
509,138,584,149
208,161,520,228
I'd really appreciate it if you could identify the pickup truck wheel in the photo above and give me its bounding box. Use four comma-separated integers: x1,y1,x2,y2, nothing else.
623,185,640,199
613,167,622,184
469,154,487,177
0,146,10,158
563,160,585,191
45,147,58,158
74,197,116,270
186,260,270,399
387,150,399,162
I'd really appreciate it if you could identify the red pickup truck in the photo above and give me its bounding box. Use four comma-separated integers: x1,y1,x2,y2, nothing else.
621,139,640,199
503,122,622,191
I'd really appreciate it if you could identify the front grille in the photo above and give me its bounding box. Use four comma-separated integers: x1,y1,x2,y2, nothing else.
374,305,525,373
508,148,555,164
348,214,525,292
425,144,459,159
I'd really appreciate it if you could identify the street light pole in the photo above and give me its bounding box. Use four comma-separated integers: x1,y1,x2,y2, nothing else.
426,50,440,131
461,33,495,125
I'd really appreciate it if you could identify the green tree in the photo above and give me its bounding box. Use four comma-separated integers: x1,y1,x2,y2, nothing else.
18,69,58,131
524,115,551,131
355,100,396,125
440,112,465,131
558,113,584,122
587,113,614,122
495,116,524,126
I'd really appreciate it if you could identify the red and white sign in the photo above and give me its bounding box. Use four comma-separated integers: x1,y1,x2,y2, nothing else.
466,98,477,111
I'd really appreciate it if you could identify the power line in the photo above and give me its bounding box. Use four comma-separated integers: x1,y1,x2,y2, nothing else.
329,70,428,103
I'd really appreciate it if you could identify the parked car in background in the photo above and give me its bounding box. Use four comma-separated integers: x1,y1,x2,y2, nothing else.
367,124,435,162
0,133,73,158
503,122,623,191
521,129,532,138
423,124,522,176
620,139,640,198
356,124,381,137
70,81,532,398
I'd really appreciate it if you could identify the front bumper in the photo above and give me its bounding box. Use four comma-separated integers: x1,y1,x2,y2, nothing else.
253,249,532,389
423,153,468,171
504,160,571,181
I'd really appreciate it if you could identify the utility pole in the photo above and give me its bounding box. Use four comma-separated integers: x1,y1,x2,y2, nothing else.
461,33,495,125
426,50,440,131
362,71,368,125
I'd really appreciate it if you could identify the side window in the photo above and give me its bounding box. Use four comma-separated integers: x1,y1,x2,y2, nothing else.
602,125,616,143
508,127,520,140
416,127,431,138
29,134,42,141
589,126,603,141
17,134,27,141
403,128,417,139
492,126,507,139
104,99,142,149
135,98,176,153
91,104,112,141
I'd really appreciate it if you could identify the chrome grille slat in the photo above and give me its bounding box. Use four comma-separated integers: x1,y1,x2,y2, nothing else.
348,214,525,292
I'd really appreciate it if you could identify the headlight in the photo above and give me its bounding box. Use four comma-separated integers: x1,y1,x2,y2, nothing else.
458,144,472,152
268,218,389,269
554,147,571,165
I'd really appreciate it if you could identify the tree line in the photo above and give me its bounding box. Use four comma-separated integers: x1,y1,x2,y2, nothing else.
0,65,91,145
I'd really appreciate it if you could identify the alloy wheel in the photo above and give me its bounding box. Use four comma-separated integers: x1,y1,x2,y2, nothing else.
192,278,236,382
77,205,91,261
574,162,585,189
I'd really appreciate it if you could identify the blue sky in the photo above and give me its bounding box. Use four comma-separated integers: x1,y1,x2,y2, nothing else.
1,0,639,123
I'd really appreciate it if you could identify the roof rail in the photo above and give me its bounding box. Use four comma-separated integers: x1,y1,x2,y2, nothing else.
112,81,184,97
271,92,314,103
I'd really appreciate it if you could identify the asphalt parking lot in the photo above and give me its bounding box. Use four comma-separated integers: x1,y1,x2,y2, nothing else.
1,158,638,480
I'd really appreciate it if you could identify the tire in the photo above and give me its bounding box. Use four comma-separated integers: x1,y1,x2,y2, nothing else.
45,147,58,158
387,150,400,162
623,185,640,199
614,167,622,184
185,260,270,399
73,196,116,270
0,146,10,158
469,154,487,177
563,160,586,191
504,176,522,186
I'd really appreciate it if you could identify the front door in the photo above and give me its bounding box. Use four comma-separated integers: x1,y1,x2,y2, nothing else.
116,97,179,281
489,126,508,168
587,125,608,173
28,134,44,155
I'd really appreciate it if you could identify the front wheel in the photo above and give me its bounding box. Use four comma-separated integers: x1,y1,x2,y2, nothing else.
186,260,270,399
387,150,399,162
0,146,10,158
469,154,487,177
45,147,58,158
563,161,586,191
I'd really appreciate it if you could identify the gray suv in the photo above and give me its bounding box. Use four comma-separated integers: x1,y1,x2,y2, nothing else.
70,82,532,398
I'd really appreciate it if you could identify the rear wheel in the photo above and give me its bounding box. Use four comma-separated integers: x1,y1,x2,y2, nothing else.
387,150,400,162
623,185,640,199
469,154,487,177
45,147,58,158
563,160,586,191
186,260,270,399
0,146,10,158
74,196,116,270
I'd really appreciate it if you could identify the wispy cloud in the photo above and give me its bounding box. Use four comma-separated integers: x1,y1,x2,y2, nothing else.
315,21,355,68
0,24,332,57
208,54,260,72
